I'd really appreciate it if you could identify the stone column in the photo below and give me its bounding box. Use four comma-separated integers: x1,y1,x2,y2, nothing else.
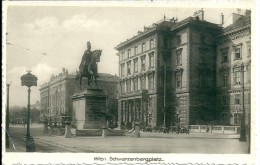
133,99,136,122
118,101,122,129
135,122,141,138
122,101,125,125
126,101,129,124
64,121,72,138
102,124,107,138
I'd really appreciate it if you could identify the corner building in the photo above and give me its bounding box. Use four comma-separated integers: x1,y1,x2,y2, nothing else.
115,10,251,128
216,11,251,126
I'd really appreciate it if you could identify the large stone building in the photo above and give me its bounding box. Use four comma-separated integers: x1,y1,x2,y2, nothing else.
216,11,251,126
115,9,251,128
39,68,119,122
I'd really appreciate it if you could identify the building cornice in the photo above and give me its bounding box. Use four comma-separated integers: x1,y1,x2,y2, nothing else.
218,24,250,38
115,20,176,50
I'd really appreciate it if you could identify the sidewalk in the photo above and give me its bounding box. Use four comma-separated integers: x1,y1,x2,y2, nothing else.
34,132,247,153
139,131,240,139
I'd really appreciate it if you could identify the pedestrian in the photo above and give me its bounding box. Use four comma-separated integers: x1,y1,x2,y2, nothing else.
206,125,209,132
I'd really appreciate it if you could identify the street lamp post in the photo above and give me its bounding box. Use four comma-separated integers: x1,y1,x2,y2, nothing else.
162,51,169,128
239,63,246,142
21,71,37,152
6,83,10,149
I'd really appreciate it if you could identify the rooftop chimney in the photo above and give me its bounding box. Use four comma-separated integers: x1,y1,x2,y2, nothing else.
220,13,224,26
193,8,204,21
232,13,242,23
244,9,251,16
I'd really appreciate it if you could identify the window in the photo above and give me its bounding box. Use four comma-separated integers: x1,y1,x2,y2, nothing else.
133,78,138,91
127,61,131,75
176,49,182,66
235,94,240,104
177,35,181,46
149,52,154,68
150,38,154,48
121,82,125,93
134,46,138,55
126,80,131,92
127,49,131,58
247,42,251,57
122,52,125,60
141,56,146,71
134,58,138,73
138,44,142,54
140,76,146,89
146,40,150,50
176,72,182,88
142,43,146,52
234,113,240,125
131,47,134,56
234,47,241,60
221,95,227,105
148,74,154,90
222,50,228,63
234,70,240,85
121,63,125,77
119,53,122,61
223,72,228,87
246,64,251,84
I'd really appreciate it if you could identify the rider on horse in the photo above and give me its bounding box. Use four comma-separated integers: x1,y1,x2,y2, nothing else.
79,41,94,75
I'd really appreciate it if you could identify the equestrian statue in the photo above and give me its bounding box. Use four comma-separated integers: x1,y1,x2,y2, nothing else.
76,41,102,89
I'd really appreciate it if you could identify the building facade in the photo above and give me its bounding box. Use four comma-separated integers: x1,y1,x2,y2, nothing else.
115,10,251,128
216,11,251,126
39,69,119,122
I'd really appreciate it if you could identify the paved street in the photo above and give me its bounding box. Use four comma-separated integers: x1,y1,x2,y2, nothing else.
6,125,78,152
6,125,249,153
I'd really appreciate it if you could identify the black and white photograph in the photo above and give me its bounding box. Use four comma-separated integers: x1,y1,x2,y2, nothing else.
2,1,258,164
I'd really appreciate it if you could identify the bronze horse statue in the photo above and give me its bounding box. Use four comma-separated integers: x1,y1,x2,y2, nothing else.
76,49,102,89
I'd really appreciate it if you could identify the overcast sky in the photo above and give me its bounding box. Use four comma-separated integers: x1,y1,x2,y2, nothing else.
5,5,244,107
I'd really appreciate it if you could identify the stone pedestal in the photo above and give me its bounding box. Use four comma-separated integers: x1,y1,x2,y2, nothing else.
72,89,107,130
134,122,141,138
64,124,72,138
102,125,107,138
25,135,36,152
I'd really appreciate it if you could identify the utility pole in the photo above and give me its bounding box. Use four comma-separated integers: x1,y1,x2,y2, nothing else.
239,63,246,142
6,83,11,149
163,61,166,127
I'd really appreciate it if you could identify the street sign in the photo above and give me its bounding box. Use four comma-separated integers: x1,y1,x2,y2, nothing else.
21,72,37,87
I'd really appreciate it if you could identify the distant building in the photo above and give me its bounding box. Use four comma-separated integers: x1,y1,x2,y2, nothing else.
39,68,119,122
115,9,251,128
31,100,41,110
